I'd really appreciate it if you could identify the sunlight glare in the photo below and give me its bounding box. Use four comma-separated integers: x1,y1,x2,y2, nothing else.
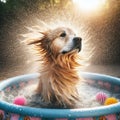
73,0,106,13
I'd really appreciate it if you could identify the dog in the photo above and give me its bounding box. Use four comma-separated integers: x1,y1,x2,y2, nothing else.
25,27,83,108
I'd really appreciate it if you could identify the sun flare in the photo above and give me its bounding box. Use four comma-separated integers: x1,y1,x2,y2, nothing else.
73,0,107,13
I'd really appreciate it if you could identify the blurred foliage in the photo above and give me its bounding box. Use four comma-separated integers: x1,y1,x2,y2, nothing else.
0,0,120,20
0,0,69,13
0,0,71,25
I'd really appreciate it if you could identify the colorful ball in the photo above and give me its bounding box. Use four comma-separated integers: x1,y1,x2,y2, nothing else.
106,114,117,120
104,97,118,105
13,96,27,106
96,92,107,104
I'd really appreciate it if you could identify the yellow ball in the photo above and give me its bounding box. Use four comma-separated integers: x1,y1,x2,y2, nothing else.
104,97,118,105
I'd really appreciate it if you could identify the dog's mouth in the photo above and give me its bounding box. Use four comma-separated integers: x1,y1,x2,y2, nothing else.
76,45,81,52
62,37,82,54
62,45,82,54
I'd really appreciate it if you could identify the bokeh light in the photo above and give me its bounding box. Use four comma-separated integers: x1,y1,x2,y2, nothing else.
0,0,6,3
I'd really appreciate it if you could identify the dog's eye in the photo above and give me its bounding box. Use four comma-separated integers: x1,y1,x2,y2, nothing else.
60,32,66,37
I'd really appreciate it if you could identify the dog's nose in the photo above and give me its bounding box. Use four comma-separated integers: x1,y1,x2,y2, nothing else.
73,37,82,45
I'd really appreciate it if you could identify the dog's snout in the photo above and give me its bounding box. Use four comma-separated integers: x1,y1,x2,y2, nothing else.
73,37,82,44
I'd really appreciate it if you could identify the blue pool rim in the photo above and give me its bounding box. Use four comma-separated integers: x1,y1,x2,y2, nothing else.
0,72,120,118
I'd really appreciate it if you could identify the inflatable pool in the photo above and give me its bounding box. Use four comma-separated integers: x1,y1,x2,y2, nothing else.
0,72,120,120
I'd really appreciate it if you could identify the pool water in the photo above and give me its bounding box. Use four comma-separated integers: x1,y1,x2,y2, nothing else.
1,78,119,109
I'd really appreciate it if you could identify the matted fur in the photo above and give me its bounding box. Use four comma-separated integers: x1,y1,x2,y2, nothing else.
24,27,83,108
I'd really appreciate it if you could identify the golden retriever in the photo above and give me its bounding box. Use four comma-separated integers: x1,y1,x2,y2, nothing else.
25,27,82,108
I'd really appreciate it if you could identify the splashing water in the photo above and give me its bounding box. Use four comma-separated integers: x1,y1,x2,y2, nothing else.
0,0,120,80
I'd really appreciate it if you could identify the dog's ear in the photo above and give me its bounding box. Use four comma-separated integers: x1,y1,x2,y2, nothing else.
22,31,47,45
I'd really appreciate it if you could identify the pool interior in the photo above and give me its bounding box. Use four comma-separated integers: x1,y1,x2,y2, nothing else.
0,78,120,109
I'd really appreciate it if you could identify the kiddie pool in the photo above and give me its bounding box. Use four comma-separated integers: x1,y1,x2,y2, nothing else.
0,72,120,120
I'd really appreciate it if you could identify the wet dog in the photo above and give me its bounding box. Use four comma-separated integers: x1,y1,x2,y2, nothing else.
25,27,82,108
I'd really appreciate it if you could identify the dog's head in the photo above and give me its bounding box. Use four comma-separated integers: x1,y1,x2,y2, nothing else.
47,27,82,54
27,27,82,56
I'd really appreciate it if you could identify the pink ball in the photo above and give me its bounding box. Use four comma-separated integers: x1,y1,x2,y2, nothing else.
96,92,107,104
106,114,116,120
13,96,27,106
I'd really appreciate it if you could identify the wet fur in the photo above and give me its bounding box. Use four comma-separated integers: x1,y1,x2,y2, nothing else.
25,27,83,108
